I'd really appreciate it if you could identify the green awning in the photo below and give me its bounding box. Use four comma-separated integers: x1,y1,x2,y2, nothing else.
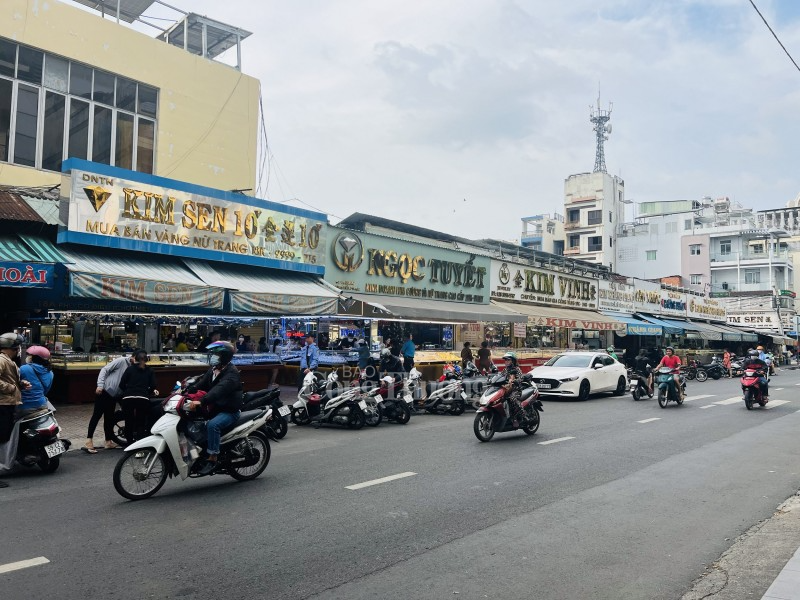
0,236,38,261
17,235,71,263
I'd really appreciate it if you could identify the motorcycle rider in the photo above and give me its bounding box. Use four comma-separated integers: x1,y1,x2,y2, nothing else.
743,349,769,403
655,346,683,400
606,346,619,361
187,341,243,475
0,333,29,444
634,348,652,395
501,352,526,423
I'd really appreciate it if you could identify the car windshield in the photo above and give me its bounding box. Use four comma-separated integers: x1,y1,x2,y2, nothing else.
544,354,593,368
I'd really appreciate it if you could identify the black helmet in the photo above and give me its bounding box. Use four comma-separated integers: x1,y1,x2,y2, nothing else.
665,346,674,352
207,340,235,365
748,349,759,358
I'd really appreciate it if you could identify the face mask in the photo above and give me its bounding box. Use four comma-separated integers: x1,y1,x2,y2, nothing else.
209,354,221,367
25,356,32,364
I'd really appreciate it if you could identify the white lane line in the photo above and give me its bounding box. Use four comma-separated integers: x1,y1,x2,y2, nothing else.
0,557,50,574
700,405,717,409
773,388,785,391
684,394,715,402
715,397,742,405
538,436,575,446
346,472,416,490
637,418,661,424
765,400,790,410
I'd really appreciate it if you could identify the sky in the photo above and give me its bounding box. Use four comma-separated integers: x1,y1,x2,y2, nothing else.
126,0,800,240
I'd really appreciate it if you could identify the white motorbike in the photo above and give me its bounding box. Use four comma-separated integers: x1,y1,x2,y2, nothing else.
112,394,271,501
423,377,468,415
292,372,368,429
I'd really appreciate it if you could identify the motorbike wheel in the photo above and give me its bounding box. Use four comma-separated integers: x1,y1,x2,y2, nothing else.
365,403,383,427
228,432,271,481
632,388,640,402
473,412,495,442
270,418,288,439
744,390,753,410
37,455,60,473
394,404,411,425
111,410,128,447
658,389,668,408
346,407,366,430
685,370,695,381
449,401,465,416
695,369,708,383
522,409,540,435
113,449,168,501
711,372,721,380
291,407,311,426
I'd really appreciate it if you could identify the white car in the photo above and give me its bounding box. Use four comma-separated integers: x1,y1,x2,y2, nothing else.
528,351,628,401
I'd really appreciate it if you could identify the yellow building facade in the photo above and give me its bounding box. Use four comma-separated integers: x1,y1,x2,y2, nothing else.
0,0,259,191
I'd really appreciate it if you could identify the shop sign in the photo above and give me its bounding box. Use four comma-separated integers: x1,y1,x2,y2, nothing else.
627,323,662,336
727,311,782,331
528,315,625,333
460,323,484,346
658,288,687,317
598,280,635,313
70,272,224,308
513,322,527,337
229,292,337,316
632,279,662,313
327,227,490,304
0,261,53,288
59,160,327,274
489,260,598,309
686,296,726,322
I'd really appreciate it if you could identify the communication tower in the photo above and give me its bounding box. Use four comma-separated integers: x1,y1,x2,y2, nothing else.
590,96,613,173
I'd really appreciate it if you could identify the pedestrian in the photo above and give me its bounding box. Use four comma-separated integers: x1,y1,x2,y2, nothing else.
461,342,474,368
118,350,159,445
84,352,135,453
236,334,248,353
0,333,28,444
390,336,402,358
257,337,268,352
174,333,189,353
477,340,492,373
723,348,732,377
17,346,53,420
401,334,416,372
297,335,319,390
357,337,371,377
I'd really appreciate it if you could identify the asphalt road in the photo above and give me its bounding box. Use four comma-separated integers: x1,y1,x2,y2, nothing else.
2,370,799,599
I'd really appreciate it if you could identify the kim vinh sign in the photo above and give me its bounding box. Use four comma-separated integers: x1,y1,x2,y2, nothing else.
58,159,327,275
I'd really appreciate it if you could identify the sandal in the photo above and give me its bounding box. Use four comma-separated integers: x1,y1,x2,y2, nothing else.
82,440,98,454
104,441,121,449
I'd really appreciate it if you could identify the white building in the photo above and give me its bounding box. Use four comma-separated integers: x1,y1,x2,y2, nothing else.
520,213,565,255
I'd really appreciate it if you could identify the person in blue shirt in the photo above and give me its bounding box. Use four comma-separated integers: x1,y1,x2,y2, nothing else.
17,345,53,418
401,334,416,372
298,335,319,390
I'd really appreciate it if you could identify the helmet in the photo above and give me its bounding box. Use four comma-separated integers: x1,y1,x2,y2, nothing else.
502,352,517,365
748,349,760,358
606,346,615,352
26,345,50,360
665,346,674,352
206,340,235,364
0,332,22,349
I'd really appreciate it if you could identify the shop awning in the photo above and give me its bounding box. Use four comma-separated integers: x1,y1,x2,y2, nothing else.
600,312,662,336
18,235,70,263
690,321,744,342
184,260,338,316
637,314,684,335
0,236,37,261
715,324,759,343
652,317,723,340
346,294,527,323
62,248,225,309
496,303,626,332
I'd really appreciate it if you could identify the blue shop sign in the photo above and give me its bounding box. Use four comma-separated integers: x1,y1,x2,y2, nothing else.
627,323,662,336
0,262,54,288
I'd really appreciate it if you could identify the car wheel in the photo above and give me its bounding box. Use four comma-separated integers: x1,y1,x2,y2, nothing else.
613,376,626,396
578,380,590,401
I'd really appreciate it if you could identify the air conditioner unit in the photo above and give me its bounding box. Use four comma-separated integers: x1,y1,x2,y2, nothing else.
721,282,729,290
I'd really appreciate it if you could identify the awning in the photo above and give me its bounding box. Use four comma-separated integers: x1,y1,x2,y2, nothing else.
495,303,626,332
690,321,744,342
0,236,38,261
600,312,662,336
637,314,684,335
19,235,70,263
184,260,338,316
347,294,527,323
719,325,760,343
62,248,225,309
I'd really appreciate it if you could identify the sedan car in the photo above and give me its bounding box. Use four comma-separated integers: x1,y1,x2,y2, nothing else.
528,351,628,401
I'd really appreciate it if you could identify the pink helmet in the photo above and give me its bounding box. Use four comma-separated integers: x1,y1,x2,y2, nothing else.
26,345,51,360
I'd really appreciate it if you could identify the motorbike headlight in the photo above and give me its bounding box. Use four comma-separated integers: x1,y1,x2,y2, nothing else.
559,376,579,382
479,395,489,405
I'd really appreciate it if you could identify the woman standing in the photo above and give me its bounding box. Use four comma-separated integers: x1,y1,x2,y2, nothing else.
476,341,492,373
17,346,53,419
460,342,474,368
118,350,159,445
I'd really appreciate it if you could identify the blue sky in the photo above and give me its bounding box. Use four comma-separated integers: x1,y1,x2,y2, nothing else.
118,0,800,238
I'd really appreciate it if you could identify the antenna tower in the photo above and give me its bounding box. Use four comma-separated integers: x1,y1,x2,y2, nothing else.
590,94,612,173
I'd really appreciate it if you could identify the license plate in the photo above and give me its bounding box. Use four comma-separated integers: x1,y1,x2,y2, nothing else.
538,383,551,389
460,391,467,400
374,395,383,403
44,440,66,458
278,405,290,417
404,394,413,404
358,400,367,410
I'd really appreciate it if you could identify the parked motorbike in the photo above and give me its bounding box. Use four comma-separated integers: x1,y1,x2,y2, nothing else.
366,373,418,425
695,357,727,382
112,394,271,500
241,387,289,439
681,359,700,381
10,406,71,473
473,371,542,442
424,371,467,415
627,367,652,401
655,367,686,408
730,357,746,378
741,368,769,410
292,372,367,429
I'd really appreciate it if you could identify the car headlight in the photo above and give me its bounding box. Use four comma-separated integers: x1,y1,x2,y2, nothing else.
559,376,579,382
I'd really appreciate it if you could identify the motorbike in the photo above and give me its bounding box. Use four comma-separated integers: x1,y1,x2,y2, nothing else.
655,366,686,408
292,372,367,429
241,387,289,439
473,371,542,442
627,367,652,401
681,359,700,381
695,357,727,382
423,369,468,415
741,368,769,410
7,406,71,473
112,394,272,500
730,357,746,378
366,373,420,425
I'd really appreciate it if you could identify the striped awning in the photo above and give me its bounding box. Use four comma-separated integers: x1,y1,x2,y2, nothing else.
18,235,70,263
0,236,38,261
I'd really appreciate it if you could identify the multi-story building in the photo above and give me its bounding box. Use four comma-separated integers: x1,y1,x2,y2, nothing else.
520,213,565,255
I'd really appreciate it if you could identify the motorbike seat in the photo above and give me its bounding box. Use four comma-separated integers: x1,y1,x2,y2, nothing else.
222,409,265,433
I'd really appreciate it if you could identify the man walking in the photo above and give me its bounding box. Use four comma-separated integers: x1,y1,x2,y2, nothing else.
298,335,319,390
401,334,416,372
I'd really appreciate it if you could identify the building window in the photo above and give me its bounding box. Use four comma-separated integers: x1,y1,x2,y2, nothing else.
567,234,580,249
750,243,764,254
684,219,692,230
665,222,677,234
745,269,760,284
650,223,659,235
609,211,613,222
720,240,732,255
690,244,701,256
690,274,702,285
568,209,580,224
0,36,157,173
646,250,657,261
609,236,612,248
588,236,602,252
587,210,602,225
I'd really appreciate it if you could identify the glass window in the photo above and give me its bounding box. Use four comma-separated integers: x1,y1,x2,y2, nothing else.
690,244,701,256
690,274,701,285
745,270,760,284
92,105,112,164
136,117,155,173
68,98,90,160
608,211,613,222
567,234,580,248
116,77,136,111
588,236,602,251
720,240,731,255
115,112,134,169
41,91,65,172
0,78,11,161
0,39,15,78
544,354,592,368
17,46,43,85
646,250,657,261
43,54,68,92
13,84,39,166
750,243,764,254
587,210,602,225
69,63,92,99
138,84,157,117
665,222,677,233
93,70,115,105
568,209,579,223
684,219,692,230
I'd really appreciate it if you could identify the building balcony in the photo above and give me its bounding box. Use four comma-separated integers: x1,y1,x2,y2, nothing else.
709,250,793,267
563,247,582,256
563,221,583,231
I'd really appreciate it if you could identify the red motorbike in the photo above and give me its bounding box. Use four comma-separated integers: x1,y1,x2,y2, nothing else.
741,368,768,410
473,371,542,442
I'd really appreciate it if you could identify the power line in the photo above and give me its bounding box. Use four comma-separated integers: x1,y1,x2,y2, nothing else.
748,0,800,74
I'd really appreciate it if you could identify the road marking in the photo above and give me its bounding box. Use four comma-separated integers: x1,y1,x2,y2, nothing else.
715,397,742,405
346,472,416,490
773,388,784,391
700,405,717,409
684,394,715,402
538,436,575,446
0,557,50,574
637,418,661,424
765,400,790,410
